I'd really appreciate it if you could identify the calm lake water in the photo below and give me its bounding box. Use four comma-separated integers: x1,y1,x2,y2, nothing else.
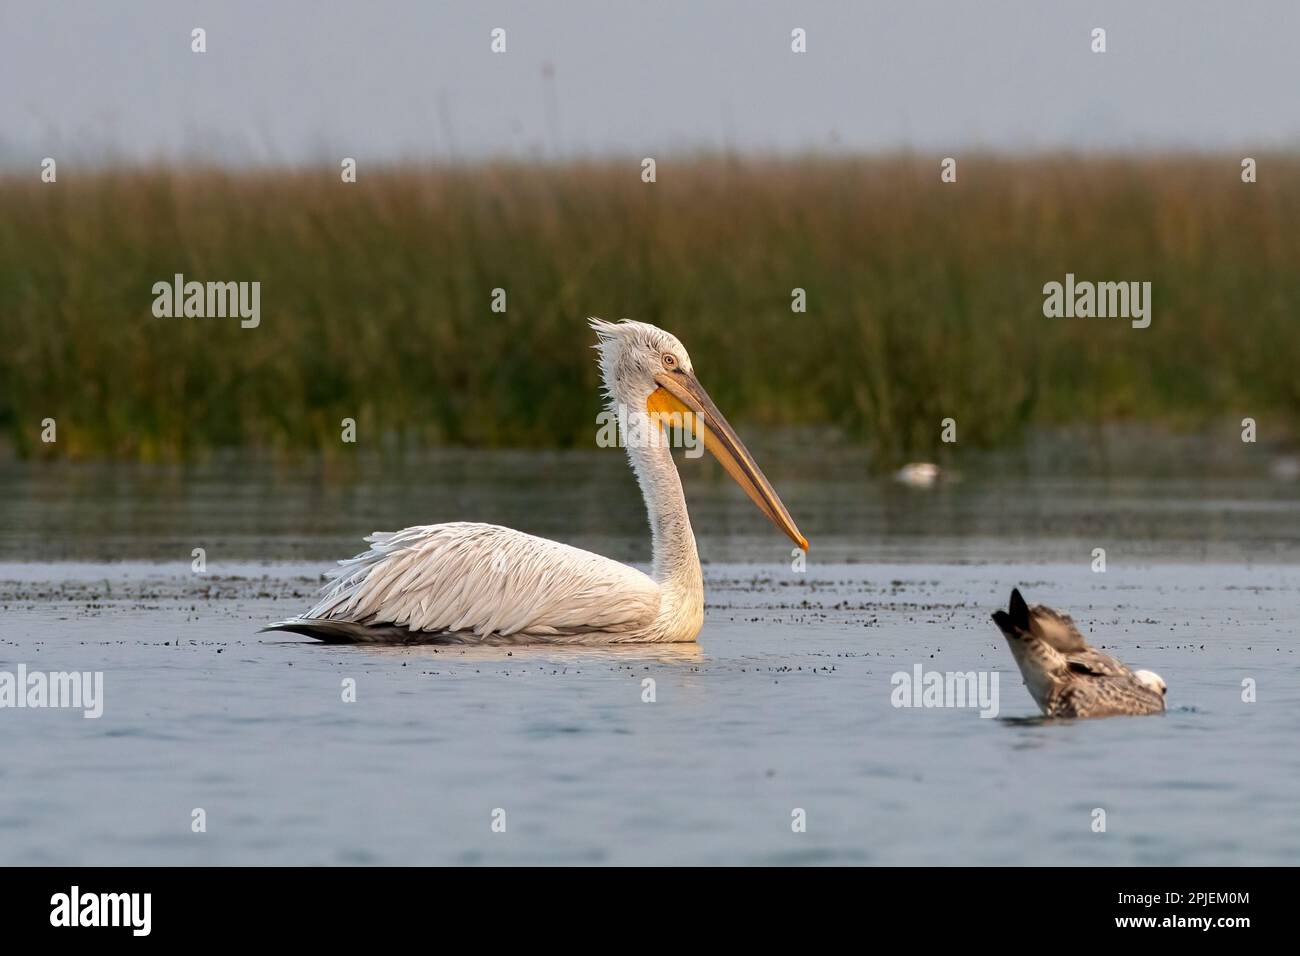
2,434,1299,865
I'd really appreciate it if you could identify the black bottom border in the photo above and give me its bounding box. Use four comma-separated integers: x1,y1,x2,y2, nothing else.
0,866,1283,940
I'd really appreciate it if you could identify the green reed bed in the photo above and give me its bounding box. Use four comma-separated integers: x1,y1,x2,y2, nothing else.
2,155,1297,465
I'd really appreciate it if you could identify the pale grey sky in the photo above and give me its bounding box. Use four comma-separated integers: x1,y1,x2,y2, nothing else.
2,0,1297,168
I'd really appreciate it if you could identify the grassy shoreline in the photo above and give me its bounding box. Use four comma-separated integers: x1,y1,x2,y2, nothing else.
3,155,1298,465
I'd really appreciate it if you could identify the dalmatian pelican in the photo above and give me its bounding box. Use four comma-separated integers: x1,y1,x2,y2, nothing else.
266,318,808,644
992,588,1167,718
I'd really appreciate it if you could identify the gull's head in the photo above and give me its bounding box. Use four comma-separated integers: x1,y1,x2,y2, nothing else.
1134,669,1167,697
588,317,808,552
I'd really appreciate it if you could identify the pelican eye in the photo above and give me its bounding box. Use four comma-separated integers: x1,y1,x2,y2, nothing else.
662,353,677,368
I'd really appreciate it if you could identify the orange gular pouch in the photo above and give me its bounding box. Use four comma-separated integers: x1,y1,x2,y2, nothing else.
645,386,699,441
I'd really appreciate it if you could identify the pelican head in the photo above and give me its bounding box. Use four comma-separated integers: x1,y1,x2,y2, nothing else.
590,317,808,552
1134,669,1167,697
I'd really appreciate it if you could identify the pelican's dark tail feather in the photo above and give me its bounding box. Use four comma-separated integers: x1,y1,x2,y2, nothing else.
261,618,414,643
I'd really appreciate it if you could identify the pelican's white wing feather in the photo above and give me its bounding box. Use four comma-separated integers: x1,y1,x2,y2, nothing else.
305,522,660,639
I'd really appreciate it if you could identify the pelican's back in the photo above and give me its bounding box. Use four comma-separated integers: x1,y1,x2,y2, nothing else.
266,522,662,644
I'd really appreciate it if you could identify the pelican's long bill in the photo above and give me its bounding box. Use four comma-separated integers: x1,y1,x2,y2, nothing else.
648,369,809,552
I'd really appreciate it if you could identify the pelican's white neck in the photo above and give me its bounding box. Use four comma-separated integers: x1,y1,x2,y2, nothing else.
622,406,704,637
